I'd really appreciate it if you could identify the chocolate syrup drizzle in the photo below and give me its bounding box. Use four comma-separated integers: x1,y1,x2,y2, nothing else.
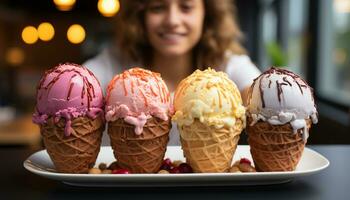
259,78,265,108
37,63,100,111
250,67,312,108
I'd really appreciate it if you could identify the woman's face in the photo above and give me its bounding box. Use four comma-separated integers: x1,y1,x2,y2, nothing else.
145,0,205,57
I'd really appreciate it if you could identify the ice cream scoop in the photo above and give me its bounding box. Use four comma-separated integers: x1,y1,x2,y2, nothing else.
172,68,245,172
247,67,318,140
172,68,245,129
105,67,173,135
32,63,104,136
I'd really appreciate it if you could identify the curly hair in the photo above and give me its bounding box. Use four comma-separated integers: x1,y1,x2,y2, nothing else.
114,0,246,70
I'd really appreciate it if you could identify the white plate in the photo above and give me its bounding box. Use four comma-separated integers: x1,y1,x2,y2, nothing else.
23,145,329,187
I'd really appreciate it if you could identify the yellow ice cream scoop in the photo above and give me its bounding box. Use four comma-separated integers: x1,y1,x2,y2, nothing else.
172,68,245,129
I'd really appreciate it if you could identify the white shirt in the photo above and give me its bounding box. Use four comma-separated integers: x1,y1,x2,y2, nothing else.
83,47,261,146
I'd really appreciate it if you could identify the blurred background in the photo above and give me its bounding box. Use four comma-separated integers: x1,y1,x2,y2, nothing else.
0,0,349,148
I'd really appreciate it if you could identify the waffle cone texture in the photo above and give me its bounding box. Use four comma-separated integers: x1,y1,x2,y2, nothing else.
178,119,244,173
246,116,312,172
108,117,171,173
40,116,105,173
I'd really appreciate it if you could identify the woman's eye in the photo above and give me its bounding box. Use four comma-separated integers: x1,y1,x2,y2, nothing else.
180,3,194,13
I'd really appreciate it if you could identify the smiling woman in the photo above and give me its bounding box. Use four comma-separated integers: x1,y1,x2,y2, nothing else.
85,0,260,90
145,0,205,58
113,0,248,71
83,0,261,145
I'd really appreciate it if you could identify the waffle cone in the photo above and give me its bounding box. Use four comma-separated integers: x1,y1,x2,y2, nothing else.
40,116,104,173
108,117,171,173
178,119,243,173
246,117,312,171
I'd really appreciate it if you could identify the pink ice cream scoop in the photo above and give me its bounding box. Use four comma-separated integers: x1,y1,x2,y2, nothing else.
105,67,173,135
32,63,104,136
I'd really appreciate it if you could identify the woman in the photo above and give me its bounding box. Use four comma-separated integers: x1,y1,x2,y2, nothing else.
84,0,260,145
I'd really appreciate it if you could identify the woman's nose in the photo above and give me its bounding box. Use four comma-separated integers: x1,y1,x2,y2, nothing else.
164,6,181,27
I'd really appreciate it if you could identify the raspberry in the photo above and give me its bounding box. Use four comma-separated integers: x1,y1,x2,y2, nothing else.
160,158,173,171
112,169,130,174
163,158,172,166
239,158,251,165
178,163,193,173
169,167,181,173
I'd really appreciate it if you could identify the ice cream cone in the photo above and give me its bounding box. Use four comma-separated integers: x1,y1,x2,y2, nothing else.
40,115,104,173
246,67,318,172
246,117,312,171
108,117,171,173
179,119,244,173
172,68,246,173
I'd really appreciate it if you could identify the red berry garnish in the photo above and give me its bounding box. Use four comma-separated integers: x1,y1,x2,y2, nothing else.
240,158,251,165
160,158,173,171
112,169,130,174
178,163,193,173
159,164,172,171
163,158,172,166
169,167,181,174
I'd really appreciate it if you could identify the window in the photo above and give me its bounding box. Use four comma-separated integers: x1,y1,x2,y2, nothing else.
259,0,309,78
317,0,350,107
286,0,309,77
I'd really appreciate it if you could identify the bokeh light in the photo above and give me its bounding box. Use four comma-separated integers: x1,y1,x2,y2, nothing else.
22,26,38,44
67,24,86,44
5,47,25,66
38,22,55,42
334,0,350,13
97,0,120,17
334,48,347,65
53,0,76,11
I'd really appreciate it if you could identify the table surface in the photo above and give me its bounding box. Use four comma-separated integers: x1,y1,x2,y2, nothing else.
1,145,349,200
